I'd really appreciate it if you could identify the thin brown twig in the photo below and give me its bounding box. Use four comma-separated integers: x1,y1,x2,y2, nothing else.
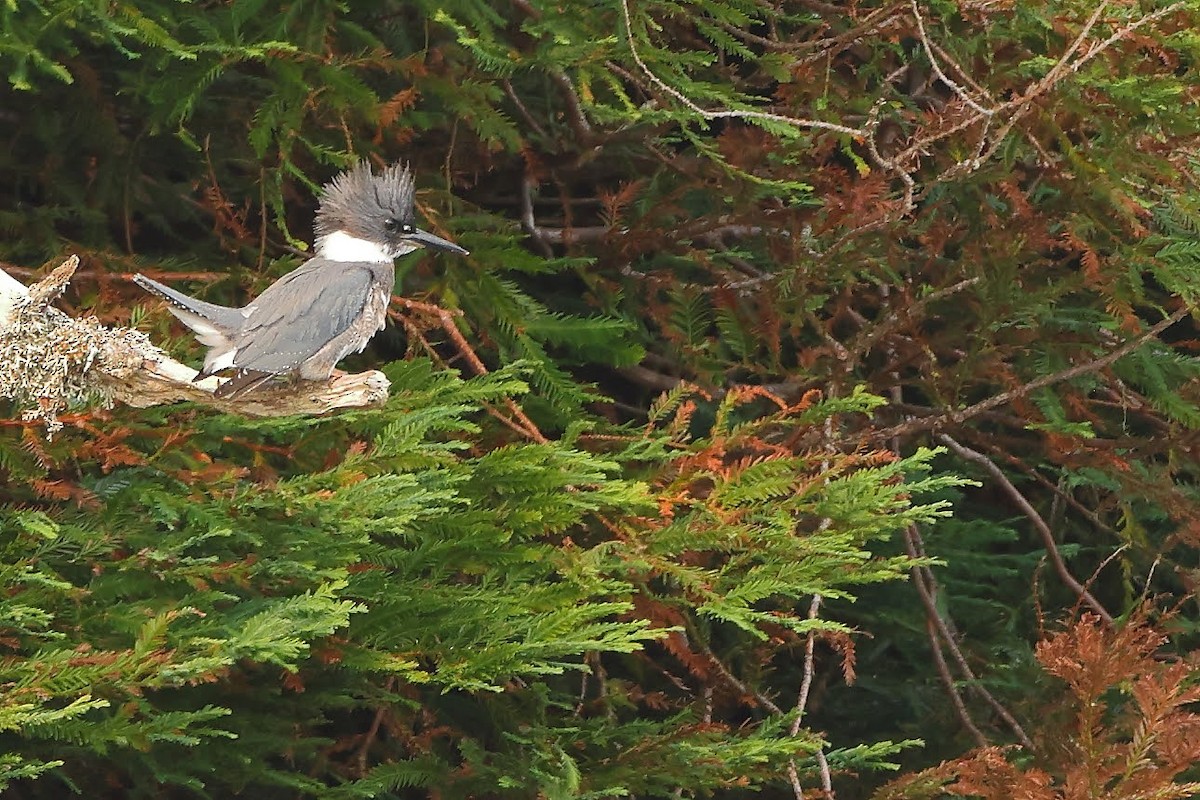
937,434,1113,625
397,300,541,438
867,305,1192,444
793,2,909,67
696,636,784,715
925,611,988,747
394,312,538,439
904,525,1035,749
905,529,987,747
898,0,1183,192
355,677,395,776
392,298,549,443
844,276,981,370
502,79,549,140
980,443,1123,540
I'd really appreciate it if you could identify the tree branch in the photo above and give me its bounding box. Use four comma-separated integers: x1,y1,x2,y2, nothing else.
904,524,1033,749
937,434,1114,625
867,304,1192,444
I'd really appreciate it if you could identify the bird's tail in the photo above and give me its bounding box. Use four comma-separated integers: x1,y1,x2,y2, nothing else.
133,274,245,334
213,369,276,399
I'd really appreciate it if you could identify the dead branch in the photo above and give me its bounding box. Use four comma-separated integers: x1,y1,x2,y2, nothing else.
904,524,1033,749
867,304,1192,445
0,256,390,435
937,434,1114,625
390,296,549,443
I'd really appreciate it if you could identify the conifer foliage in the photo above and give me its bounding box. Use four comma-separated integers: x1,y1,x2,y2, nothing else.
3,0,1200,797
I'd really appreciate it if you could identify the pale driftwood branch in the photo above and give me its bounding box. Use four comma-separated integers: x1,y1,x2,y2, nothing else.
0,269,28,327
0,256,390,435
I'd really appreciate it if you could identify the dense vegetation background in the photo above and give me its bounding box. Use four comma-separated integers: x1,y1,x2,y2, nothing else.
3,0,1200,797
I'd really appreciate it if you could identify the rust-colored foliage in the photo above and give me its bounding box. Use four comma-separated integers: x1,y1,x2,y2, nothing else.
876,611,1200,800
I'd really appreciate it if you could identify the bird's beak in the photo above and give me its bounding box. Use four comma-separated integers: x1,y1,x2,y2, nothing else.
409,228,469,256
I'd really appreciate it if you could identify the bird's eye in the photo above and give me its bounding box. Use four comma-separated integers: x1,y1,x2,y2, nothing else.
400,223,415,234
383,218,400,233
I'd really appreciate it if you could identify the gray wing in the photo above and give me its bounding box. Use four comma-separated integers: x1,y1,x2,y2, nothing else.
230,264,375,375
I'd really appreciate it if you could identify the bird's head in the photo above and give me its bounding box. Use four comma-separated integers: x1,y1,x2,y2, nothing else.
314,162,469,262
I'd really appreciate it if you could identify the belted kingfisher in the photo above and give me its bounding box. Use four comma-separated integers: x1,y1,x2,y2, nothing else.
134,162,467,398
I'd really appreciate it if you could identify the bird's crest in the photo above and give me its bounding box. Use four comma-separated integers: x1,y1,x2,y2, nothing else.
314,162,415,239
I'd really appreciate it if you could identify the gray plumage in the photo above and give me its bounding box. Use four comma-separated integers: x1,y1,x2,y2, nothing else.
133,162,467,398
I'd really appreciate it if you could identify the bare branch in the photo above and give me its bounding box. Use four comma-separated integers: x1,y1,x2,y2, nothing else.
791,595,824,737
926,611,989,747
786,594,832,800
910,0,995,117
692,635,784,715
937,434,1114,625
618,0,867,139
904,525,1033,749
502,79,549,140
868,304,1192,444
550,70,593,142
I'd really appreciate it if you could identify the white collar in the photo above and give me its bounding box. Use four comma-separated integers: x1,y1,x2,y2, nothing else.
315,230,393,263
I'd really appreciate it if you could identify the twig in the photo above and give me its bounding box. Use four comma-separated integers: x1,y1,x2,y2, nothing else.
355,676,396,776
906,531,990,747
618,0,866,138
904,524,1034,749
985,445,1123,540
910,0,994,116
793,3,909,67
844,276,981,370
393,296,549,444
868,304,1192,444
1033,1,1112,98
1072,3,1185,78
502,79,549,140
786,594,831,800
695,636,783,715
895,0,1184,193
937,434,1114,625
790,595,823,737
550,70,593,142
925,612,988,747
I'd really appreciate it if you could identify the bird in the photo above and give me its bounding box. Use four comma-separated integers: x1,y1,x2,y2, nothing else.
133,162,468,398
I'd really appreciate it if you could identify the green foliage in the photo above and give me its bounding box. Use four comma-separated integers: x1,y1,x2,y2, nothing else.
5,0,1200,796
0,359,956,796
